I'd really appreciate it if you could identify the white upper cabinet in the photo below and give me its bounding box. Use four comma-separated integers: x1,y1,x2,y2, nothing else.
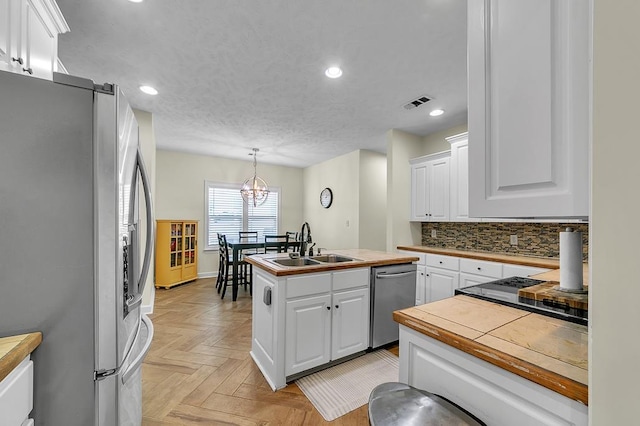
447,132,472,222
410,152,450,222
467,0,590,218
0,0,69,80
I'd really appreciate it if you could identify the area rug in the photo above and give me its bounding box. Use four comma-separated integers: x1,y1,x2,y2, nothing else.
296,350,399,421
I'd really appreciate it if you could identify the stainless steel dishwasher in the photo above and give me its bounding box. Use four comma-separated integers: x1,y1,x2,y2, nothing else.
370,263,417,348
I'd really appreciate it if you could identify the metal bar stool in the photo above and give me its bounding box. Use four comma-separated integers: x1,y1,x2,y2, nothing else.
368,382,486,426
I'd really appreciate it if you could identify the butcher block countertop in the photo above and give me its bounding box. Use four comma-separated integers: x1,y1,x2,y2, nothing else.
397,245,561,269
246,249,419,276
0,332,42,382
394,296,588,405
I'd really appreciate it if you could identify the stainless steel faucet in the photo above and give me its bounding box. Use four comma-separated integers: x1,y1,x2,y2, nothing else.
299,222,312,256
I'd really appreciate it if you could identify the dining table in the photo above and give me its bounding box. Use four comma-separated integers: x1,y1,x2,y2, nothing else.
225,238,299,301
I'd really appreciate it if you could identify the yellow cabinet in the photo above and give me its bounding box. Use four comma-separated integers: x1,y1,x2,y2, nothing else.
155,220,198,289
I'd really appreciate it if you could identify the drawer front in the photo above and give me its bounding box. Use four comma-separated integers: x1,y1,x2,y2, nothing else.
0,356,33,426
286,273,332,298
460,258,502,279
426,254,459,271
503,264,551,278
332,268,369,292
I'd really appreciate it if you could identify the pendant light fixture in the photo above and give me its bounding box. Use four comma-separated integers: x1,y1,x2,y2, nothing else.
240,148,270,207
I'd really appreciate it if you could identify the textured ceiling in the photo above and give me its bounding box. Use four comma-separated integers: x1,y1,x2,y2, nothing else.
56,0,468,168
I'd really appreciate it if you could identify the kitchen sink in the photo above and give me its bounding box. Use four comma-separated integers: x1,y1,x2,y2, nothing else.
270,258,321,267
311,254,357,263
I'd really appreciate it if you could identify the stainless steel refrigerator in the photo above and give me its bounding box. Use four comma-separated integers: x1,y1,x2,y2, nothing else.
0,70,155,425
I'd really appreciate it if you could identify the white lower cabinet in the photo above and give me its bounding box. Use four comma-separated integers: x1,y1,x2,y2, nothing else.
285,293,332,376
251,267,369,390
425,267,459,303
425,253,460,303
0,355,34,426
458,258,503,288
398,249,553,305
331,287,369,360
415,265,426,306
399,325,587,426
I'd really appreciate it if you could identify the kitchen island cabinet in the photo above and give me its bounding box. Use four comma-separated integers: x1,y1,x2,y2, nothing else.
0,332,42,426
394,297,588,425
247,249,417,390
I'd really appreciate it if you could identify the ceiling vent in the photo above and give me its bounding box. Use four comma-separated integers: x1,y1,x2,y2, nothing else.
403,95,432,110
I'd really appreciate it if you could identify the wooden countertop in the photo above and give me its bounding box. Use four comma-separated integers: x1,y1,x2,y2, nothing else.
246,249,419,276
394,296,588,405
0,332,42,382
397,245,561,269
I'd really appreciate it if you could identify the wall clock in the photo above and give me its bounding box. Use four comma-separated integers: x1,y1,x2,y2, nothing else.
320,187,333,208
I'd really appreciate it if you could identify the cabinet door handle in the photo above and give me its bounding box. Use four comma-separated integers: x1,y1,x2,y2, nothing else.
11,57,23,65
426,274,430,277
335,305,339,309
477,267,481,271
326,306,331,310
23,67,33,75
439,261,443,264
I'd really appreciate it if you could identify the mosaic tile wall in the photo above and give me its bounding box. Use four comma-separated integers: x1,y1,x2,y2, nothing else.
422,222,589,261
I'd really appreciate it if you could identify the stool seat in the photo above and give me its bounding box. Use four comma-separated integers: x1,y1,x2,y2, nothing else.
368,382,486,426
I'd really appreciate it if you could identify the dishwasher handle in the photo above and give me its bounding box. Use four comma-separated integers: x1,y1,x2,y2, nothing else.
375,271,415,279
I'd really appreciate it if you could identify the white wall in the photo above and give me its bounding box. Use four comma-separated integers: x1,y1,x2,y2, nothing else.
155,150,304,276
423,123,468,155
385,129,429,251
133,109,156,313
359,150,387,250
301,149,386,251
590,0,640,423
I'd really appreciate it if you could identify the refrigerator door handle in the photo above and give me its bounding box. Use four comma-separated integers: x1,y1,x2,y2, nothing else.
95,313,142,381
121,314,154,384
126,148,154,312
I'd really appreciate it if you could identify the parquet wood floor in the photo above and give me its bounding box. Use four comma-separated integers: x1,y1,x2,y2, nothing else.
143,278,397,425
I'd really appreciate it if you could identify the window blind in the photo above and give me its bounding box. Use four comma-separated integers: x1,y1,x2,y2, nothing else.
205,182,279,249
248,191,279,240
207,186,244,247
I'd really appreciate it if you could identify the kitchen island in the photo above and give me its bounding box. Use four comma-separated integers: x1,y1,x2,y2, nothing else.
394,296,588,425
245,249,418,390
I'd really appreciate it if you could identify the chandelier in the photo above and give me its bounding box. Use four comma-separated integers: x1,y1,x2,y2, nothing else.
240,148,270,207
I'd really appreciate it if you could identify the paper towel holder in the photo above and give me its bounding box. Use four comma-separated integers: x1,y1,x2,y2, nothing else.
554,227,588,294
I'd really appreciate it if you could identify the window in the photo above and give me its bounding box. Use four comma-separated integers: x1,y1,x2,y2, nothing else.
205,181,280,249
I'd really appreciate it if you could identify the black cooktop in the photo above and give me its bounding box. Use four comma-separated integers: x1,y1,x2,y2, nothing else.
455,276,588,326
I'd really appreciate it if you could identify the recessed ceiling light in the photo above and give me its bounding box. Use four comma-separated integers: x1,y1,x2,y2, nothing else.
429,109,445,117
139,85,158,95
324,66,343,79
128,0,144,3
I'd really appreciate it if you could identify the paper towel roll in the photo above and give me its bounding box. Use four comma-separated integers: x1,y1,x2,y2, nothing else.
560,228,583,291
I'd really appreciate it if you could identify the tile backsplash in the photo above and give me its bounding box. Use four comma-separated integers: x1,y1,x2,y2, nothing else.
422,222,589,261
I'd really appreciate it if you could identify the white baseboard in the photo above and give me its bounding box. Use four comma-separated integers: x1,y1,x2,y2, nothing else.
142,285,155,315
198,271,217,279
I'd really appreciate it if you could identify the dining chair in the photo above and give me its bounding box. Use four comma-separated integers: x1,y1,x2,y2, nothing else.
218,233,252,299
238,231,259,285
285,231,299,252
217,234,231,298
264,234,289,253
